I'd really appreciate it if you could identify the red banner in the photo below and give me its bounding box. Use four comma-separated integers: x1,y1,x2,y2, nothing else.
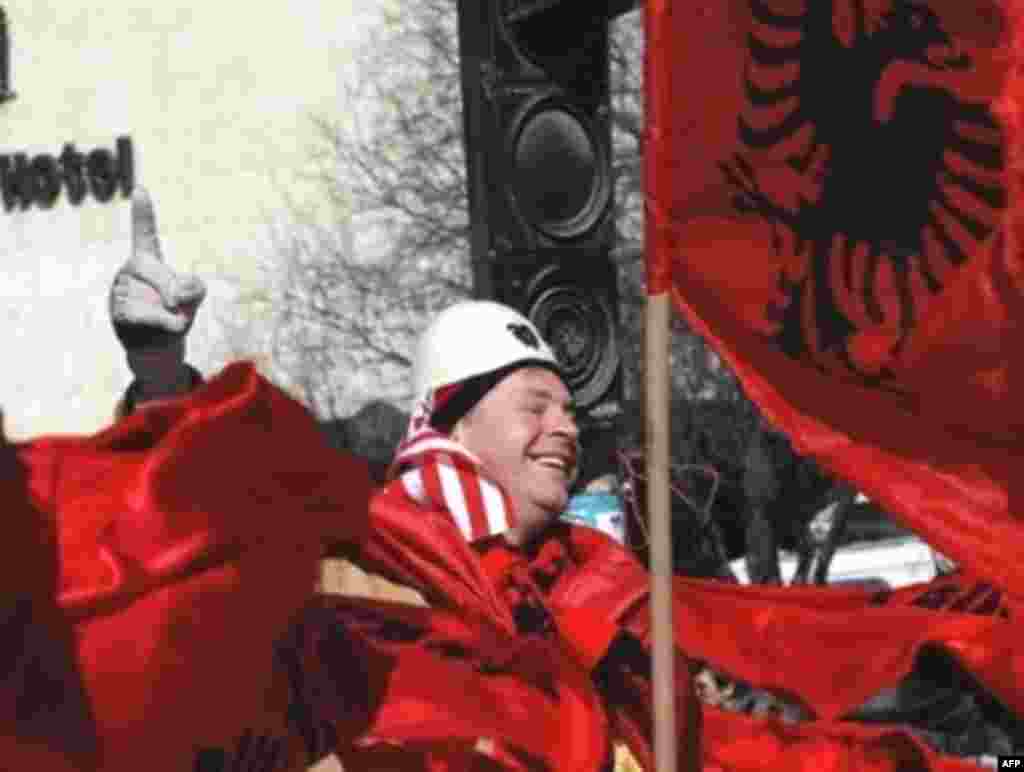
646,0,1024,596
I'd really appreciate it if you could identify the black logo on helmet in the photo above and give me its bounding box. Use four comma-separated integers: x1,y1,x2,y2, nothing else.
507,322,540,350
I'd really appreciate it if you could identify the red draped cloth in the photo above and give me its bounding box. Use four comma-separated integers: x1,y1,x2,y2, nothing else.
0,364,616,772
645,0,1024,598
2,363,375,771
516,524,1012,772
2,361,1016,771
337,490,1012,772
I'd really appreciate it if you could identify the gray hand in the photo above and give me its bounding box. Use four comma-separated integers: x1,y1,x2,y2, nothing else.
110,187,206,395
110,187,206,341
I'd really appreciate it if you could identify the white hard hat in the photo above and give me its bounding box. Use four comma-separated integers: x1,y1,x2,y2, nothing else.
412,300,561,402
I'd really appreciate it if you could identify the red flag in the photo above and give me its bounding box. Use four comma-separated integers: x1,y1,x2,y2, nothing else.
646,0,1024,595
539,522,1018,771
7,362,375,771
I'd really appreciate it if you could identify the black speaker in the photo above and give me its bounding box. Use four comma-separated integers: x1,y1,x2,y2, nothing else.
456,0,622,422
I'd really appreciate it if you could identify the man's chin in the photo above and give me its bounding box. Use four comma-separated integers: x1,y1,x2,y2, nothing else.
505,503,564,546
538,492,569,518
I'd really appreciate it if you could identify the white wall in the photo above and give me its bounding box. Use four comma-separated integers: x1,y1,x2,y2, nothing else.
0,0,377,439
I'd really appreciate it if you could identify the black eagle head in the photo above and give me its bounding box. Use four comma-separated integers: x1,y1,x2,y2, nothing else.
880,1,969,71
507,322,541,350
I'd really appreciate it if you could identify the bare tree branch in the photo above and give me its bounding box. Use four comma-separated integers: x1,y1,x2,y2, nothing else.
265,3,750,441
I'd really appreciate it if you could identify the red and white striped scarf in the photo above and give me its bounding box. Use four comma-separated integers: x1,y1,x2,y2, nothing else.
391,385,518,543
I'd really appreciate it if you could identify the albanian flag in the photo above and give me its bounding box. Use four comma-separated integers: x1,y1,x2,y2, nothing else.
645,0,1024,595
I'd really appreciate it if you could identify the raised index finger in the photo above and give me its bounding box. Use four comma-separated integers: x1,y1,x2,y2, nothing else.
131,186,163,263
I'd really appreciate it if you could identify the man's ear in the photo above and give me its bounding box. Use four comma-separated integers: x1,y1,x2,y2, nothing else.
450,417,467,445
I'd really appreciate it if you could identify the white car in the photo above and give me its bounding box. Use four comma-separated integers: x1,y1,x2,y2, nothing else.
729,494,944,589
729,536,939,588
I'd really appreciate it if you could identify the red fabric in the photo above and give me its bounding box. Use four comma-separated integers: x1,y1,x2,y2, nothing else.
668,576,1023,721
550,605,622,672
646,0,1024,597
337,487,700,771
5,358,1008,772
350,482,1021,772
353,482,519,632
534,533,703,772
287,596,611,772
475,529,702,772
537,523,1015,772
3,363,615,772
700,706,983,772
5,362,374,772
541,523,1023,719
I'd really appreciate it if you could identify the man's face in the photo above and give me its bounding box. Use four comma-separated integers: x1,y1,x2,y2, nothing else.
452,366,579,546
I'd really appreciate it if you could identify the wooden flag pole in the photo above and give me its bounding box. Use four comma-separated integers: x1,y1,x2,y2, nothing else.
646,289,676,772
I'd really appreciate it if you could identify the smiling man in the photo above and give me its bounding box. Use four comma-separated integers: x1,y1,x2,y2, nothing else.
392,300,581,548
453,365,579,539
376,300,702,771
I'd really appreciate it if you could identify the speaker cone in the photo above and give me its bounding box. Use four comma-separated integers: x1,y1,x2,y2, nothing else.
510,100,611,241
526,266,619,408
